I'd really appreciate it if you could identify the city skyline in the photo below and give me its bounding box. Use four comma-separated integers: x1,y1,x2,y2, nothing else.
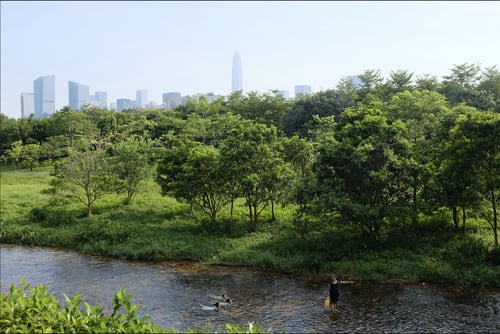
2,1,500,119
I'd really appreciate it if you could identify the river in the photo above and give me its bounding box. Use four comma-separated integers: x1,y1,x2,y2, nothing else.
1,244,498,333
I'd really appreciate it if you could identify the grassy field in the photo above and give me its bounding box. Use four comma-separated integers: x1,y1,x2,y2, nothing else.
1,165,499,288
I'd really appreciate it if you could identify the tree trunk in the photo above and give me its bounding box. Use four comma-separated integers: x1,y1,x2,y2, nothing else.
491,189,498,246
461,206,466,235
271,200,275,222
452,206,459,231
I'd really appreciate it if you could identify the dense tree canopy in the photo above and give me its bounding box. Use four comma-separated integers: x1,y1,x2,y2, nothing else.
1,63,498,246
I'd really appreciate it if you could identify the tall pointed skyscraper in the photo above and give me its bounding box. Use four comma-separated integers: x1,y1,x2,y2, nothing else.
232,51,242,92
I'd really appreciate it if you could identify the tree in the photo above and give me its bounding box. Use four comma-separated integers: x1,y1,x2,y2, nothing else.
387,90,449,227
228,91,292,134
283,90,343,137
358,69,384,90
446,111,499,245
47,109,98,148
157,136,229,225
311,106,413,242
41,135,70,162
415,74,440,91
50,148,117,216
112,136,154,204
219,121,285,231
5,140,41,171
335,77,359,111
440,63,484,108
478,65,500,112
0,115,20,156
388,69,414,93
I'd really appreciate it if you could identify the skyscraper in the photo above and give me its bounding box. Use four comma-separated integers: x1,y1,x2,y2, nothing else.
20,92,35,118
162,92,181,110
136,90,148,109
232,51,242,92
33,75,55,118
68,81,90,110
94,91,107,108
116,99,133,112
294,84,312,97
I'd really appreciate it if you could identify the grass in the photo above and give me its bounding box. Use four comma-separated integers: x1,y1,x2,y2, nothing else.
1,167,499,288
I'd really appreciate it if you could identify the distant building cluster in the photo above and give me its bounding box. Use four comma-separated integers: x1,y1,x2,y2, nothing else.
19,52,357,119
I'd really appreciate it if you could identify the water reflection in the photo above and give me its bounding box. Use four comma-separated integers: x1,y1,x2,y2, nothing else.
1,244,498,333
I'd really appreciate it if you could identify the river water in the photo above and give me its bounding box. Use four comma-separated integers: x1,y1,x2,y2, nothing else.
1,244,499,333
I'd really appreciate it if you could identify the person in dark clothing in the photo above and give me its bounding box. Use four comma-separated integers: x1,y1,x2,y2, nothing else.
328,273,340,312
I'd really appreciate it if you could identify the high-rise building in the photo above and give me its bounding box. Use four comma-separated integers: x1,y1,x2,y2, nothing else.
20,92,35,118
232,51,242,92
116,99,133,112
33,75,55,118
136,90,148,109
276,90,289,99
294,85,312,97
162,92,181,110
68,81,90,110
94,91,107,108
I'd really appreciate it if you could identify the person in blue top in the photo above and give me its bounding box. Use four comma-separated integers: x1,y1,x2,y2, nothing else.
327,273,340,312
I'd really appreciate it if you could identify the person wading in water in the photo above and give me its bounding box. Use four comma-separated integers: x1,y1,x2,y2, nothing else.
327,273,340,312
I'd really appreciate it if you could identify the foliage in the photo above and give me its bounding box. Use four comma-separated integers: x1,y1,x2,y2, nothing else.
0,280,164,333
111,135,155,204
311,106,413,241
49,148,118,216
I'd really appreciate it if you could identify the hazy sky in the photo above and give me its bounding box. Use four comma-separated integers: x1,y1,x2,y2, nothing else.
2,1,500,119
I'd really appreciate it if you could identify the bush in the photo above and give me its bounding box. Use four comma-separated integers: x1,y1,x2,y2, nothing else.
75,218,133,244
0,280,164,333
29,207,49,223
29,206,78,227
439,236,488,269
486,246,500,265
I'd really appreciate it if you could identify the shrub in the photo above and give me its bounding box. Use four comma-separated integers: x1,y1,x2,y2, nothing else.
29,207,49,223
439,236,488,269
75,218,133,244
0,280,164,333
486,246,500,266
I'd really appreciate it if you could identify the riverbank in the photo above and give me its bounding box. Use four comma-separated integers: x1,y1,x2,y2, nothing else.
1,170,499,288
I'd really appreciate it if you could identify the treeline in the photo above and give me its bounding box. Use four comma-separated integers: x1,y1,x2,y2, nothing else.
1,63,498,246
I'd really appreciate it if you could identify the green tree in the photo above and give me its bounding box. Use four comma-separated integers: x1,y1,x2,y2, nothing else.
47,108,99,147
283,90,343,137
5,140,41,171
387,90,450,226
335,77,359,111
220,122,284,231
447,111,499,244
478,65,500,112
157,136,228,224
113,136,154,204
312,106,413,242
388,69,414,93
439,63,494,110
41,135,70,162
415,74,440,91
50,148,117,216
0,114,21,156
